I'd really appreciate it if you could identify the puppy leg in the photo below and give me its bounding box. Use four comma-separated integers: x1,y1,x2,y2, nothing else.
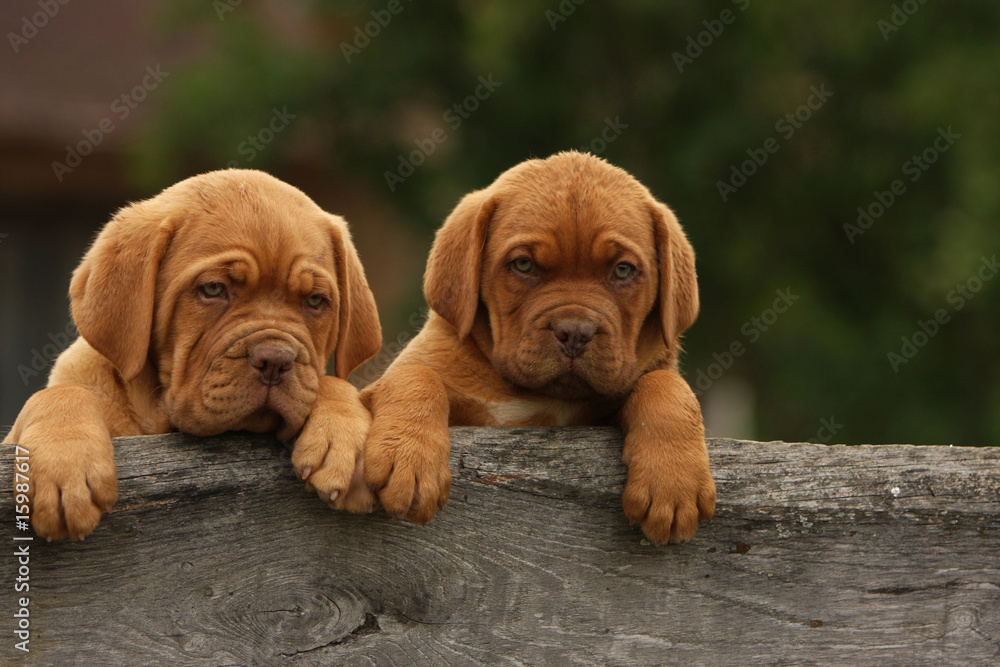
4,385,118,541
361,364,451,524
620,369,716,544
292,376,376,513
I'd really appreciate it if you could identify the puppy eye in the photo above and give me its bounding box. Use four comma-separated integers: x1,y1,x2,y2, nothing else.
613,262,636,280
511,257,535,274
305,294,325,309
200,282,226,298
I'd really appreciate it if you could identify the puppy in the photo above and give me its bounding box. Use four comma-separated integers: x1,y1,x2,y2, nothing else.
4,170,382,540
362,151,715,544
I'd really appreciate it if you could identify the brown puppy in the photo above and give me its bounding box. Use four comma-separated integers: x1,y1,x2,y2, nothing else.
362,151,715,543
4,170,382,540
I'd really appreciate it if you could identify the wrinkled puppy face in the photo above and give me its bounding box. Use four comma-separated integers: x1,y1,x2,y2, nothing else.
70,169,381,442
153,181,345,440
479,160,661,400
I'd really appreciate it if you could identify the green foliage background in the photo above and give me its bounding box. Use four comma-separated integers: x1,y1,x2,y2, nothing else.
137,0,1000,446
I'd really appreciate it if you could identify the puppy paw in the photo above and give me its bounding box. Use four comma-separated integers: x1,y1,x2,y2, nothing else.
622,436,716,545
292,378,376,513
364,426,452,525
360,364,452,524
16,434,117,541
361,364,451,524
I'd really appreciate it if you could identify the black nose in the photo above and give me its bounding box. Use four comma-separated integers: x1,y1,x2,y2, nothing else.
249,346,295,385
553,320,596,359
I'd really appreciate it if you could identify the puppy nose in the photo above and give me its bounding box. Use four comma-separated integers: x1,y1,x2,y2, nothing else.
249,346,296,386
553,320,596,359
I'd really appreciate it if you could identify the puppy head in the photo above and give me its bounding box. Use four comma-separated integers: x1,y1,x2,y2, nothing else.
425,151,697,400
70,170,381,440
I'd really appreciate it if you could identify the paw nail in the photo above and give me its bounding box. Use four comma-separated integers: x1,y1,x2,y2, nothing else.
300,466,312,480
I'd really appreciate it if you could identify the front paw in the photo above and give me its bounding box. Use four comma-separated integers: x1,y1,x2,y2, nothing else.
292,379,376,513
293,422,375,514
17,435,117,541
622,435,716,545
364,421,451,525
361,364,452,524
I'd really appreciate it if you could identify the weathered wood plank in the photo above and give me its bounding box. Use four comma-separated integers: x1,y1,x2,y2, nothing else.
2,429,998,666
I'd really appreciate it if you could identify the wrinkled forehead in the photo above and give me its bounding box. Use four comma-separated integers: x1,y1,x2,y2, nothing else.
160,187,336,289
487,166,656,262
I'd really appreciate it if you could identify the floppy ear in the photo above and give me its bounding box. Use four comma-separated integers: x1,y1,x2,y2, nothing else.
650,201,699,348
423,189,496,339
70,203,175,381
326,215,382,379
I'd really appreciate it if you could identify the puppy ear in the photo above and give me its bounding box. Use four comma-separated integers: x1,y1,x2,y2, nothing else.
650,201,699,348
70,203,174,381
423,190,496,339
326,215,382,379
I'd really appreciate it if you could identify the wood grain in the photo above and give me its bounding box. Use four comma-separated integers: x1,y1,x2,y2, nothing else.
2,429,998,666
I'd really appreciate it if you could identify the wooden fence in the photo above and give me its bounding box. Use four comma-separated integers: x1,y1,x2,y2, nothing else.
2,429,998,666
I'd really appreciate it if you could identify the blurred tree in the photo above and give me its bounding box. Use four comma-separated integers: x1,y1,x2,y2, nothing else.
138,0,1000,446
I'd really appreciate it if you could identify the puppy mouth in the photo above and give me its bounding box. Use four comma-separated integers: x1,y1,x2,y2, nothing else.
169,328,318,439
244,381,313,440
170,382,313,440
534,370,599,400
232,404,284,437
502,345,636,400
497,316,632,397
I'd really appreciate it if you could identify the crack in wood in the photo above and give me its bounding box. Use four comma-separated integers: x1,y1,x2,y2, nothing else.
278,613,382,658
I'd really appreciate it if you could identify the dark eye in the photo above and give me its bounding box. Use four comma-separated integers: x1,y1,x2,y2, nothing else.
512,257,534,274
305,294,325,309
613,262,636,280
200,282,226,298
